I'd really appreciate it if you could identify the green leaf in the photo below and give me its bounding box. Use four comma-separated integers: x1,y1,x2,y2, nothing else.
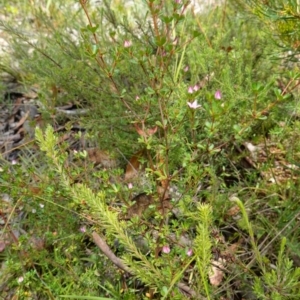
161,16,173,24
161,286,168,296
91,44,99,56
173,13,184,22
192,30,201,38
86,24,99,34
155,36,167,47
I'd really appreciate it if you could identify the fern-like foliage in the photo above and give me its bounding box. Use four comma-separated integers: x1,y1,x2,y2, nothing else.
36,125,168,289
194,203,213,299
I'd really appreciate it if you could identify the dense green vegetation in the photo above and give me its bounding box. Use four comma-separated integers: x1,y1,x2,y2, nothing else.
1,0,300,299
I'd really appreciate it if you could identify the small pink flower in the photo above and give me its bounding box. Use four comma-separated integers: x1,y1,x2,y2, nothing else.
184,65,189,72
214,90,222,100
162,245,171,254
79,226,86,233
193,84,200,92
187,100,201,109
186,248,193,256
128,183,133,189
135,95,140,101
188,86,194,94
124,40,132,48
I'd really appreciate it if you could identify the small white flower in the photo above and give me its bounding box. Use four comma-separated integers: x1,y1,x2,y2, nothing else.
18,276,24,283
187,100,201,109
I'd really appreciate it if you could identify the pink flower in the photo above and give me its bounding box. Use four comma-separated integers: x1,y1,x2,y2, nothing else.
124,40,132,48
193,84,200,92
135,95,140,101
214,90,222,100
188,86,194,94
186,248,193,256
187,100,201,109
183,65,189,72
79,226,86,233
188,84,200,94
162,245,171,254
128,183,133,189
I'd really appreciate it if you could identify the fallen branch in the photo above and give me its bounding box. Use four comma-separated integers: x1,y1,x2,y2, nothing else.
92,231,199,298
92,231,131,273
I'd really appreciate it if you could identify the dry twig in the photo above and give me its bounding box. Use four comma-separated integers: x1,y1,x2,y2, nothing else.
92,231,199,298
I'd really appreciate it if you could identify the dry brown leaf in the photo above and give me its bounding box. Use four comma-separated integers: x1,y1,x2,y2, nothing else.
226,243,239,255
226,205,240,217
146,126,157,136
134,123,147,137
209,258,226,286
124,149,146,181
134,123,157,137
124,193,172,219
28,186,43,195
86,148,117,168
125,193,153,218
220,242,239,263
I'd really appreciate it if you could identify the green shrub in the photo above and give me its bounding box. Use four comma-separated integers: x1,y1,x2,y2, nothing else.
1,0,300,299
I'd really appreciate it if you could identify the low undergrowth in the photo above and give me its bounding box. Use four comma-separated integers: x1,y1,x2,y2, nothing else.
1,0,300,299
